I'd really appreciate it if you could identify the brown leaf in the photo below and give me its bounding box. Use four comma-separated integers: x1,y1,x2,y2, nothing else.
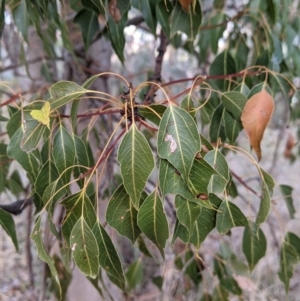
108,0,121,22
241,90,274,161
284,132,295,158
178,0,193,12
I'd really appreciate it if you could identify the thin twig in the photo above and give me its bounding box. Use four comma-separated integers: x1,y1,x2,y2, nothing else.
231,170,259,197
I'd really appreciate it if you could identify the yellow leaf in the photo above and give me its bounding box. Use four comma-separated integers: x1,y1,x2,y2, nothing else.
30,102,51,129
241,90,274,161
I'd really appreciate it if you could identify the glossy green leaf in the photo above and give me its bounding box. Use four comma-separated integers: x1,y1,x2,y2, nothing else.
31,218,61,297
61,192,97,244
256,169,274,224
216,200,248,235
242,222,267,271
278,241,299,292
0,208,18,251
92,221,125,290
106,184,141,243
117,124,154,209
175,195,200,237
5,170,23,196
53,125,75,184
209,104,226,143
70,217,99,278
170,1,202,41
209,50,236,91
224,111,243,144
108,14,126,63
157,105,200,181
280,185,295,219
49,81,87,110
126,259,143,291
7,128,40,181
221,91,247,120
137,190,169,257
156,0,172,37
74,9,99,50
6,110,21,138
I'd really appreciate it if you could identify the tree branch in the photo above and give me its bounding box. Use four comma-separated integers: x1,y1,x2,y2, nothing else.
144,29,169,104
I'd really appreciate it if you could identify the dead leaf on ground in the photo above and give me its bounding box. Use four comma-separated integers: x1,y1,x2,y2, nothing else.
241,90,274,161
284,132,295,158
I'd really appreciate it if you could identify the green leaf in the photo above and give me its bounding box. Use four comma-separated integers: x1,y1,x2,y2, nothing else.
74,9,99,50
280,184,295,219
204,149,229,181
278,241,299,292
156,0,172,37
117,124,154,209
175,195,200,237
210,13,227,54
221,91,247,120
92,221,125,290
70,217,99,278
5,170,23,196
0,144,9,193
81,0,105,15
242,222,267,271
209,50,236,91
139,104,167,126
286,232,300,258
6,110,21,138
12,1,29,41
35,160,60,199
220,277,242,295
126,259,143,291
107,14,126,63
223,111,243,144
212,284,229,301
7,128,40,181
106,184,141,243
21,113,47,152
209,104,226,143
157,105,200,181
61,192,97,244
159,158,195,201
31,218,61,297
137,0,157,35
188,158,217,197
0,115,8,122
49,81,87,110
74,135,92,186
137,190,169,257
0,208,18,251
53,125,75,184
181,95,195,118
216,200,248,235
256,169,274,224
189,194,222,247
170,1,202,41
